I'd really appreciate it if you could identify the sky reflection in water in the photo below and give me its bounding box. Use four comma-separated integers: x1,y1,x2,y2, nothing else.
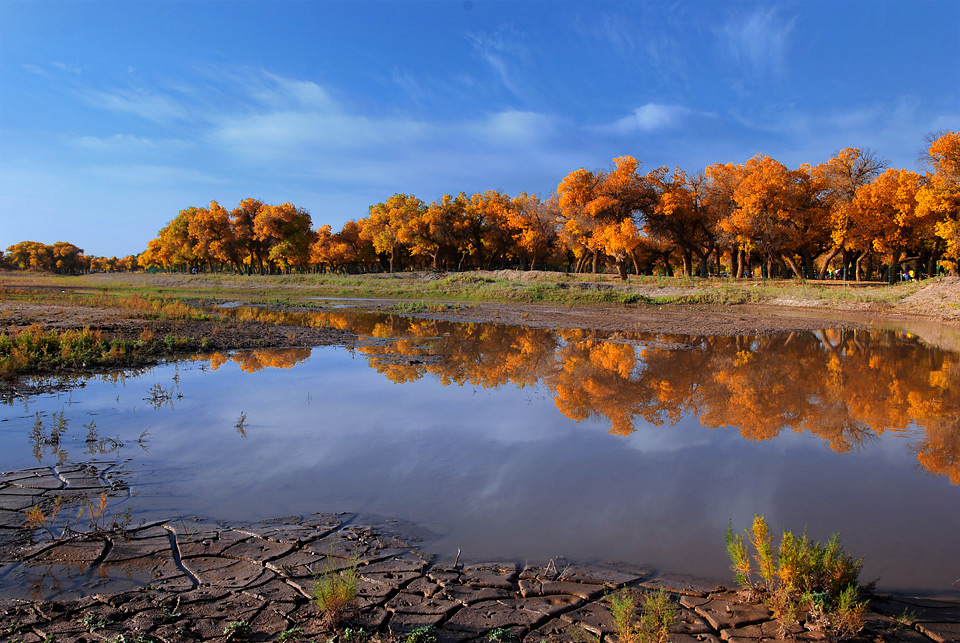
1,309,958,597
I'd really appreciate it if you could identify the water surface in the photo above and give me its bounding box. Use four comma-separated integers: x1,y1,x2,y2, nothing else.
2,309,958,597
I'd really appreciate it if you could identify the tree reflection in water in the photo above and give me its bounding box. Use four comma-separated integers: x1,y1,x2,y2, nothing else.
208,347,313,373
212,306,960,484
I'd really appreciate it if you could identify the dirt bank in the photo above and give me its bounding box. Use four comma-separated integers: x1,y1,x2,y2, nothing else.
361,301,873,336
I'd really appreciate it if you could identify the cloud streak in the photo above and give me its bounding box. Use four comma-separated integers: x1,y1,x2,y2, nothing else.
81,87,189,123
467,25,531,100
719,7,796,79
611,104,695,133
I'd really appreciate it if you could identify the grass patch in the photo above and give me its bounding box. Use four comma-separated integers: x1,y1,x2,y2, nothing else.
392,301,428,313
0,324,208,380
312,558,361,628
608,588,676,643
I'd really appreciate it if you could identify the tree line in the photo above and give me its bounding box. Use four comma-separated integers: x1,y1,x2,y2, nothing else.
5,131,958,280
0,240,137,274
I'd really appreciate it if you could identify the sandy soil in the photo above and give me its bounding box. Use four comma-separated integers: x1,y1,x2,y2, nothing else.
370,301,873,336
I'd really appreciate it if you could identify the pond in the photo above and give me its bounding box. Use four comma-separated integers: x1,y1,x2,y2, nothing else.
1,307,958,598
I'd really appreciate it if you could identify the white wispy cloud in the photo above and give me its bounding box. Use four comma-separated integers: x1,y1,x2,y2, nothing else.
55,66,689,206
253,72,336,111
608,103,704,134
51,61,82,75
213,110,431,155
576,8,694,92
84,163,228,186
391,66,426,103
592,12,638,58
467,25,530,99
72,133,193,154
466,110,561,145
719,7,796,78
81,87,189,123
23,63,51,77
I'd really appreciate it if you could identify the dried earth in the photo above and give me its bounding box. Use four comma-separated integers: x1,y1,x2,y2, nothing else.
1,464,958,643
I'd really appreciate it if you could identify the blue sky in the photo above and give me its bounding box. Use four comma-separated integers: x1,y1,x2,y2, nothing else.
1,0,957,257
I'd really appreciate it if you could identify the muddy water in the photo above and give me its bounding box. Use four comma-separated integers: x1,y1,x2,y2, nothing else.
1,308,959,597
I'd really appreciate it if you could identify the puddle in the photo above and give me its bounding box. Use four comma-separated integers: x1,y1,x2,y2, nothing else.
2,308,959,597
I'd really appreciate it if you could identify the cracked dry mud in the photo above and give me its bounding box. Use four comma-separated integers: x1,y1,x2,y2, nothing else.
1,464,958,643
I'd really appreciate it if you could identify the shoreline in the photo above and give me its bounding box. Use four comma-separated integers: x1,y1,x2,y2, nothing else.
3,272,960,395
6,295,960,401
1,463,959,642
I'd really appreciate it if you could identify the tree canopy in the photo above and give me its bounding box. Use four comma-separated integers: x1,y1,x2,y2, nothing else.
7,132,959,280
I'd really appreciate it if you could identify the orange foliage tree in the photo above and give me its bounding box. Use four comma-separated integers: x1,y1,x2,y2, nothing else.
847,168,927,280
361,193,425,273
813,148,888,279
721,155,829,279
558,156,655,278
253,202,315,273
919,132,960,273
508,192,560,271
644,168,720,277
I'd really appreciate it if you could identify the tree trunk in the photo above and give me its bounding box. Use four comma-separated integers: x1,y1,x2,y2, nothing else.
698,252,711,278
683,250,693,277
889,251,902,283
616,260,628,280
927,238,942,277
818,246,842,280
781,254,803,279
800,250,815,279
776,256,787,278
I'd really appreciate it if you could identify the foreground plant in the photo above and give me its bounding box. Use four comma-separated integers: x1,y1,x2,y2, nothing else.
403,625,436,643
608,588,676,643
223,620,251,641
25,488,134,541
312,559,361,628
725,514,867,638
24,496,63,539
486,627,519,643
